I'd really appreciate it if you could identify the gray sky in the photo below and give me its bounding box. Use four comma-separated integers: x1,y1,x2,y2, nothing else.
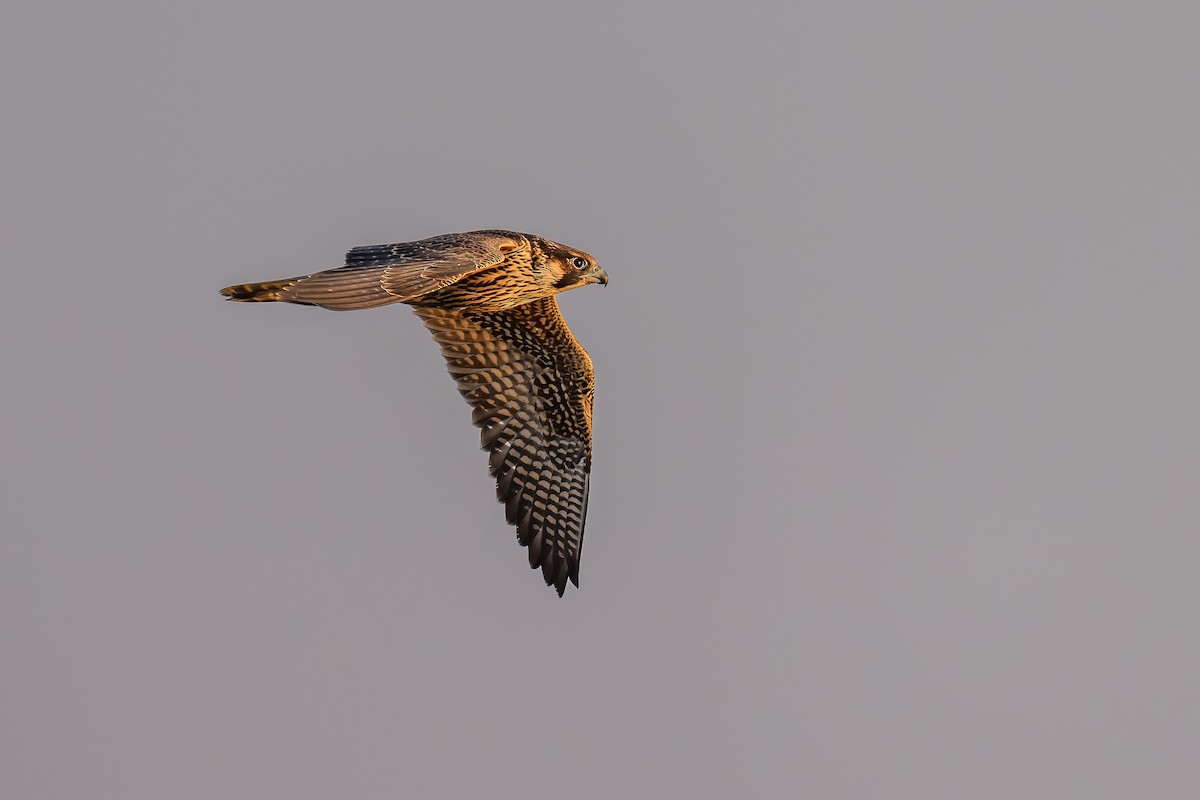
3,1,1198,797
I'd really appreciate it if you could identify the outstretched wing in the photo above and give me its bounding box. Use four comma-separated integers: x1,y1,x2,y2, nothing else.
221,230,526,309
414,296,595,595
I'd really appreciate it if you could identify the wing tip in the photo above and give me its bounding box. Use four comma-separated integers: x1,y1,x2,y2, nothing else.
526,544,574,597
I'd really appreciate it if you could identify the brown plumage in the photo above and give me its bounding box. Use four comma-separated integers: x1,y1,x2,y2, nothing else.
220,230,607,596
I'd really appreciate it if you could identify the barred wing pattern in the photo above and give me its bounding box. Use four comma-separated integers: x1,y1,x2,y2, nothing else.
415,297,594,595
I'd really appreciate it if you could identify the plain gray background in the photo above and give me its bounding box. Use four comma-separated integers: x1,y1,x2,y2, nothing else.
3,1,1198,797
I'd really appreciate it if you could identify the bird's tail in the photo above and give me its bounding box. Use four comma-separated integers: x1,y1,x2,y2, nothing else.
220,279,296,302
219,268,402,310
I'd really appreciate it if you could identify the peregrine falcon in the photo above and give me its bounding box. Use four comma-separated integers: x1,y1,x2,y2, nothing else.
220,230,608,596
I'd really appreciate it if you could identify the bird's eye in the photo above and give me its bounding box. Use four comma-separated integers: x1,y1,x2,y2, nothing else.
571,257,589,269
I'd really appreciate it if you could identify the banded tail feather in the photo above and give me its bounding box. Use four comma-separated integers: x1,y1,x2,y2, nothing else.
219,278,296,302
219,266,401,310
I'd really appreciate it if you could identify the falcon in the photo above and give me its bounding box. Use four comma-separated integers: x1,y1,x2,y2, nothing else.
220,230,608,596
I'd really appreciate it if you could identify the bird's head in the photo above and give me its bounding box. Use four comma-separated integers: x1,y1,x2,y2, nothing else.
545,241,608,292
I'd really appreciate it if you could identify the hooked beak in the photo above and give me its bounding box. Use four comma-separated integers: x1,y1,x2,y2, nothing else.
590,268,609,286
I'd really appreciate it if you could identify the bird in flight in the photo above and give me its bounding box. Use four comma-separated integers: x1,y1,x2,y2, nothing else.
220,230,608,596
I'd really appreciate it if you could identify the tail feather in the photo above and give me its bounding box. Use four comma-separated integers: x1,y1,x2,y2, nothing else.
220,268,400,310
220,279,298,302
